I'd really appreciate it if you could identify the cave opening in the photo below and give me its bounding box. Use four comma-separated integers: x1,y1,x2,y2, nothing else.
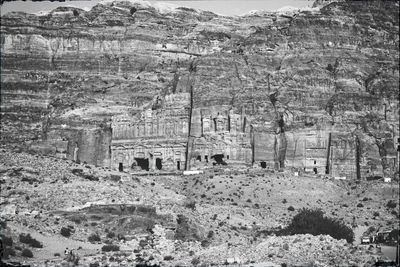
135,158,149,171
313,167,318,174
260,161,267,169
196,155,202,161
156,158,162,170
211,154,227,165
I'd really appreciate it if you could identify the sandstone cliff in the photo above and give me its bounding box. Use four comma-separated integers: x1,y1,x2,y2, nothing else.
1,0,399,177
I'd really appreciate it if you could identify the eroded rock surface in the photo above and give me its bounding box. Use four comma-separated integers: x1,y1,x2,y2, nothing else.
1,0,399,178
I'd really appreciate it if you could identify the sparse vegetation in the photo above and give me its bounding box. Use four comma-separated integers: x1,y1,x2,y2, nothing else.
386,200,397,209
21,248,34,258
88,233,101,243
69,214,86,224
19,233,43,248
101,244,120,252
1,235,16,260
184,198,196,210
106,231,116,239
2,235,13,246
60,227,72,237
191,257,200,266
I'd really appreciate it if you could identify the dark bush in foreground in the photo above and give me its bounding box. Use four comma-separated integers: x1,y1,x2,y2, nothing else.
184,199,196,210
88,233,101,243
278,208,354,243
101,244,120,252
386,200,397,209
2,235,13,246
106,231,115,239
21,248,33,258
1,235,16,260
19,233,43,248
60,227,72,237
191,257,200,266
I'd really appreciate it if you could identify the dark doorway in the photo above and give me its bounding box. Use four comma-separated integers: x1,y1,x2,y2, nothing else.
135,158,149,171
211,154,227,165
314,160,317,165
177,161,181,170
118,163,123,172
156,158,162,170
260,161,267,169
227,155,229,159
279,161,285,168
196,155,202,161
313,167,318,174
205,155,208,163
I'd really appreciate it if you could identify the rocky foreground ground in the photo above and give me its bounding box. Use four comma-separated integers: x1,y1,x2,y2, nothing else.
1,148,399,266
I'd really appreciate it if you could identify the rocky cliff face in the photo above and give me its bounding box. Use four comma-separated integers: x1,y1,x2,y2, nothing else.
1,0,399,176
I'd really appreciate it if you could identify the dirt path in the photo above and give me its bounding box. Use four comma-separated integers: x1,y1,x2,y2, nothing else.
9,222,103,263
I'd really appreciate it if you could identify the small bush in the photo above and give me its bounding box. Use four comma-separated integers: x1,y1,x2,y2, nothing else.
288,206,295,211
357,203,364,208
69,214,86,224
106,232,115,239
373,212,380,217
2,235,13,246
88,233,101,243
164,255,174,261
201,239,210,247
278,208,354,243
54,252,61,257
21,248,33,258
101,244,120,252
184,198,196,210
19,233,43,248
2,236,16,260
282,199,287,204
386,200,397,209
191,257,200,266
60,227,72,237
207,230,214,239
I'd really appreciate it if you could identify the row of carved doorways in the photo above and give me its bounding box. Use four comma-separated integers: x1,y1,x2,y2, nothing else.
118,158,181,171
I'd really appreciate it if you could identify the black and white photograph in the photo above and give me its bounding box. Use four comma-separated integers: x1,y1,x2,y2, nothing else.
0,0,399,266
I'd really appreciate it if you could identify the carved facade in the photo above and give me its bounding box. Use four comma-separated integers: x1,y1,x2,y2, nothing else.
189,107,252,168
109,92,398,178
111,93,190,171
